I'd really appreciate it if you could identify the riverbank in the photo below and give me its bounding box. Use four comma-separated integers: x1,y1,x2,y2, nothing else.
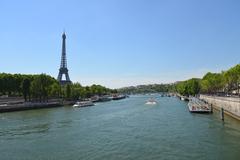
0,97,66,113
0,101,63,113
0,94,127,113
200,95,240,121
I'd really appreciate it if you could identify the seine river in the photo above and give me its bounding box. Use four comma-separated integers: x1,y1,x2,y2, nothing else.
1,95,240,160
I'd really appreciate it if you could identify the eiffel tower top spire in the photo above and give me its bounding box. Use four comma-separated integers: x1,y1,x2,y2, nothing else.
60,32,67,68
57,32,71,85
62,31,66,39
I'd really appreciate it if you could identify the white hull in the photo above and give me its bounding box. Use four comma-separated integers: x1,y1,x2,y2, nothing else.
145,101,157,105
145,98,157,105
73,101,94,107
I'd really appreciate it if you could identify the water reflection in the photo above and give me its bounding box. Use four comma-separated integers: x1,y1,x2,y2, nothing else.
57,119,73,128
0,123,50,137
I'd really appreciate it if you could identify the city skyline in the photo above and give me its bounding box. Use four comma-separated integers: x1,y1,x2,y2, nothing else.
1,0,240,88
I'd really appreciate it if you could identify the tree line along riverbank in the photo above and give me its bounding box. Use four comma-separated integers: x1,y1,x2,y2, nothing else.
174,64,240,96
0,73,115,103
1,63,239,104
118,64,240,97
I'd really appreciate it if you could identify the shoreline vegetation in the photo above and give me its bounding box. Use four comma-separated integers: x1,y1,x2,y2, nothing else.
0,74,119,112
118,64,240,97
0,73,115,102
0,63,239,112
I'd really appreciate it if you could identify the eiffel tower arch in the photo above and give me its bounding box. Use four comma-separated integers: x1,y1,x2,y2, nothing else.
57,32,72,85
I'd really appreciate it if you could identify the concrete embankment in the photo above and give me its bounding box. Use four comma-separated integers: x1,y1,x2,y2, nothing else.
200,95,240,120
0,102,63,113
0,97,66,113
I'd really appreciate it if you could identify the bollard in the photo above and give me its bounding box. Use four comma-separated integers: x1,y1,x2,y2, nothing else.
210,104,213,113
220,108,224,121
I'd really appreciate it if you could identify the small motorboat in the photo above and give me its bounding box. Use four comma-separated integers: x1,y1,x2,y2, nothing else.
145,98,157,105
73,101,94,107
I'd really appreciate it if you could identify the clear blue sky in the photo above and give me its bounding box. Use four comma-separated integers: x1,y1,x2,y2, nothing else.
1,0,240,88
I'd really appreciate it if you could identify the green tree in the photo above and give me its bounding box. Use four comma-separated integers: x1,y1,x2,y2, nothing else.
224,64,240,95
50,82,61,98
200,72,224,94
31,74,55,102
22,78,31,101
186,78,200,96
66,84,72,99
176,81,187,95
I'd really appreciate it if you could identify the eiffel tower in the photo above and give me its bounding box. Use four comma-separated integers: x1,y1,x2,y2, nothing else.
57,32,72,85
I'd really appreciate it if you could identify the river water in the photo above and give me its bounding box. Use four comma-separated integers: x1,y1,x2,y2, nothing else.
0,95,240,160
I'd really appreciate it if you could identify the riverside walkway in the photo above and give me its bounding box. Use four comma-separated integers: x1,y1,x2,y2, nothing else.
0,97,63,113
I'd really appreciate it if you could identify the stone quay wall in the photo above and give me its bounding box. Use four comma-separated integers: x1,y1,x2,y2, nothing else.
200,95,240,120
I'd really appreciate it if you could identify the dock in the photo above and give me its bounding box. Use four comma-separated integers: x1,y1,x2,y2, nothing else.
188,97,212,113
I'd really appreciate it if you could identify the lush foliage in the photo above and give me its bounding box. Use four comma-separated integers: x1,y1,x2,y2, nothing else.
118,64,240,96
175,78,201,96
0,73,112,101
0,73,59,102
175,64,240,96
1,64,239,99
118,84,172,94
62,83,112,100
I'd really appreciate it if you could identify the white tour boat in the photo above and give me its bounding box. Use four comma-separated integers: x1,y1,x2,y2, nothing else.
145,98,157,105
73,101,94,107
